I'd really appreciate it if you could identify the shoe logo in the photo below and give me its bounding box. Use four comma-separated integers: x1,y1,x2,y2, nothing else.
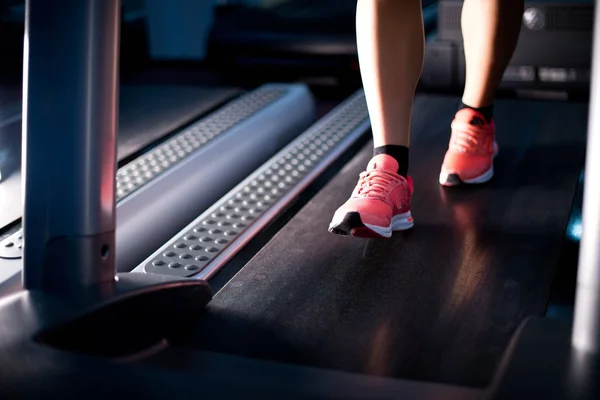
470,117,484,126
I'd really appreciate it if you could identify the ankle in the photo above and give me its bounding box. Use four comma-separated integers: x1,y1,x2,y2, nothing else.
459,102,494,124
373,145,409,177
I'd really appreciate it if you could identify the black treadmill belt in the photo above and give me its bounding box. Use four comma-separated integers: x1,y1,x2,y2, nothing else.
177,94,588,388
117,85,240,161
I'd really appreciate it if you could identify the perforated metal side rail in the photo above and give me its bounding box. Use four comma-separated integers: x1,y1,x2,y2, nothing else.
0,86,287,261
0,231,23,260
137,90,370,279
116,87,287,200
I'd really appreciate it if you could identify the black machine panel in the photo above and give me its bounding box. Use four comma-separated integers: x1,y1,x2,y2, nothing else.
422,0,594,91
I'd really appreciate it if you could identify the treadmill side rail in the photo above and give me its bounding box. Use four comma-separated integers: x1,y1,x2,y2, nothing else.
132,90,370,280
116,83,314,272
115,85,294,203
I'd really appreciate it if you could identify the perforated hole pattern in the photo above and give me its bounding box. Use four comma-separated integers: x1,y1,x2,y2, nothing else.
144,92,369,278
115,87,287,201
0,230,24,260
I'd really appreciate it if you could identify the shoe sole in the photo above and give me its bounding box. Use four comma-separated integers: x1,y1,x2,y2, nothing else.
439,164,494,187
329,211,414,238
439,145,498,187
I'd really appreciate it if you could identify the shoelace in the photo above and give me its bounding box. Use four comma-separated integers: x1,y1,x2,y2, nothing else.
449,121,486,154
355,169,399,197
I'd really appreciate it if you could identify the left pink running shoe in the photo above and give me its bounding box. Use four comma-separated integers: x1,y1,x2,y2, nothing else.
329,154,414,238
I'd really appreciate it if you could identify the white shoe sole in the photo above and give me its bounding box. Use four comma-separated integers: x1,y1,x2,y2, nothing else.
439,164,494,186
362,211,414,238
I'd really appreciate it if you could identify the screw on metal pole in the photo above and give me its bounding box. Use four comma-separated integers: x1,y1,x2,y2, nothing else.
572,0,600,352
22,0,121,292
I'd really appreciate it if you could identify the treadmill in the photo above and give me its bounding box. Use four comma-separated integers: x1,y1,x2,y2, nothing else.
1,0,599,399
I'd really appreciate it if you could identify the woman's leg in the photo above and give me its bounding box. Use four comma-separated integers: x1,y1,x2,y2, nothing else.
461,0,524,109
439,0,524,186
357,0,424,177
329,0,423,238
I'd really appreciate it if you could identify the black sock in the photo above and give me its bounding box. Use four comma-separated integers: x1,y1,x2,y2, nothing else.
460,102,494,124
373,145,409,177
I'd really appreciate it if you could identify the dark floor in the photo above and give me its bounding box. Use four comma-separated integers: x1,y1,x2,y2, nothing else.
173,94,588,388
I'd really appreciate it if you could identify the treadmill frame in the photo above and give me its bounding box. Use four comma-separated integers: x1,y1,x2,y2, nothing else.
572,0,600,353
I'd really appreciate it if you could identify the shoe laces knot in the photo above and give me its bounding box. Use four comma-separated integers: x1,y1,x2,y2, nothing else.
449,121,488,154
356,169,398,197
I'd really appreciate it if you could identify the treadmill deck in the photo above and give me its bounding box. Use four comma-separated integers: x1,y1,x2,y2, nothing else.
175,94,588,388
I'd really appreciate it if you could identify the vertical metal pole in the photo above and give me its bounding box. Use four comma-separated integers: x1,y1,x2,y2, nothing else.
572,0,600,352
22,0,120,292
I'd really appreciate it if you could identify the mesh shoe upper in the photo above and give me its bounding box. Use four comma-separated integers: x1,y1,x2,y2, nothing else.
441,108,496,181
333,154,413,228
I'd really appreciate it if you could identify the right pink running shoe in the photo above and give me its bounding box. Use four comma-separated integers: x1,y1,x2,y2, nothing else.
329,154,414,238
439,108,498,186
